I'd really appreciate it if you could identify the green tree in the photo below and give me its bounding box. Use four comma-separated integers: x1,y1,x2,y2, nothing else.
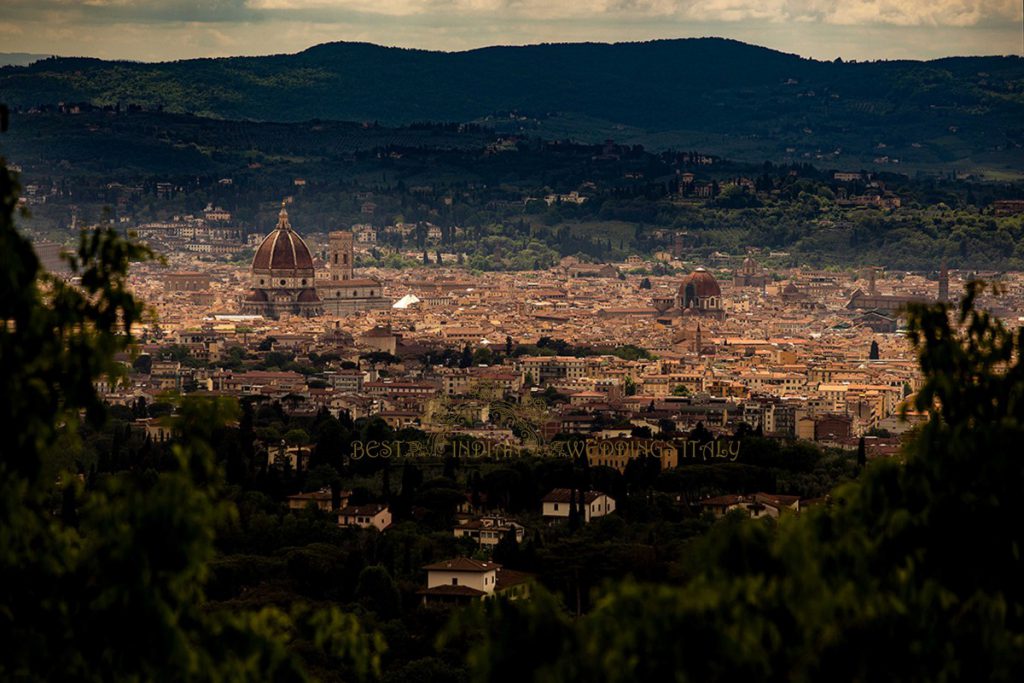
285,427,311,470
0,150,383,680
567,488,581,532
354,565,402,619
492,527,521,568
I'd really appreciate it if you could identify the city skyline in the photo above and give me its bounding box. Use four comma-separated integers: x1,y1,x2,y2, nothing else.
3,2,1024,678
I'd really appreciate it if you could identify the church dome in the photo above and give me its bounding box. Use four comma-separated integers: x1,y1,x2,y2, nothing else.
252,202,315,275
679,267,721,299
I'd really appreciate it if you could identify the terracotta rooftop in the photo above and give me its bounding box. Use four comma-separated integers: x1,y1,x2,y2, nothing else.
416,585,487,597
422,557,501,572
541,488,609,504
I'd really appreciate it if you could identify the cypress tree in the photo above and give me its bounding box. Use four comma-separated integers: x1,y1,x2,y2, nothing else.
567,487,580,531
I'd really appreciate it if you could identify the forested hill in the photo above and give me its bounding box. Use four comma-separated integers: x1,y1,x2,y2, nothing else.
2,39,1023,169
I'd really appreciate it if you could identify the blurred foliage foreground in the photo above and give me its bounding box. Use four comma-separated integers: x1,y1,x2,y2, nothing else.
2,132,1024,681
0,122,383,680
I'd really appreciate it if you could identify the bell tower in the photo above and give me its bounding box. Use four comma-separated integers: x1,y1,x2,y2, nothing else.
328,230,354,281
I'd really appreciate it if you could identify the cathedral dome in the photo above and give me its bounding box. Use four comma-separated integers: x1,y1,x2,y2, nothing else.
252,202,314,275
679,267,721,299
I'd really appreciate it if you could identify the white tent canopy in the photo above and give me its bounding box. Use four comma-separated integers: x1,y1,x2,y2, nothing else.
392,294,421,309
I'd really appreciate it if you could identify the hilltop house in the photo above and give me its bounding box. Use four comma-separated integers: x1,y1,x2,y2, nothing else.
418,558,532,605
699,492,802,519
453,515,526,547
541,488,616,523
286,487,351,512
337,503,392,532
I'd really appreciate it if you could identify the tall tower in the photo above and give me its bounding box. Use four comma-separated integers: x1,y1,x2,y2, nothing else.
938,261,949,302
868,267,878,295
328,230,354,281
672,232,686,259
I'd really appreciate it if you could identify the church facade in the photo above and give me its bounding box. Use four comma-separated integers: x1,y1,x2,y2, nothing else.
317,230,390,315
652,267,726,321
241,202,389,319
733,255,769,288
241,203,322,318
678,267,726,320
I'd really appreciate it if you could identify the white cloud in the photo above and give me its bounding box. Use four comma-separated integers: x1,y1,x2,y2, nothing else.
4,0,1020,27
245,0,1022,26
803,0,1020,27
1,0,1020,60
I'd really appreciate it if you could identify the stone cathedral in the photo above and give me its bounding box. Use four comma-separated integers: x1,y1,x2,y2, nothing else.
241,201,389,318
317,229,390,315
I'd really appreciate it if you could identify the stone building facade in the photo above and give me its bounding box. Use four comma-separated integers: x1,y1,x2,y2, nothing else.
317,230,390,315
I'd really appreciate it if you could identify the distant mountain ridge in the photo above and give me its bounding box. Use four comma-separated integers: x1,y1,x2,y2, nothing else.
0,53,52,68
2,39,1022,167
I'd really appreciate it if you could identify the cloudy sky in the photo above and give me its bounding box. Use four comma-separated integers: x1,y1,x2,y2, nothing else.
1,0,1021,62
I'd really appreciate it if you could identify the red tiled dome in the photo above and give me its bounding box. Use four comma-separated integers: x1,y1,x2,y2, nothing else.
679,267,721,299
252,203,314,274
